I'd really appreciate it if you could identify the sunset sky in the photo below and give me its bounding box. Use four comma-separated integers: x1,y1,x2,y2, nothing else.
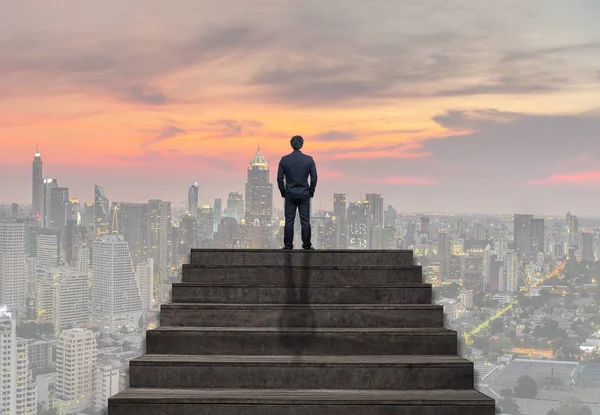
1,0,600,214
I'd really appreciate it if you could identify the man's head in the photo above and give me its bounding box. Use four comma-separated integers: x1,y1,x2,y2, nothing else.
290,135,304,151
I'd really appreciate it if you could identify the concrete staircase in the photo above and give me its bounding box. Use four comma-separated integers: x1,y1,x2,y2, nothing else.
108,249,495,414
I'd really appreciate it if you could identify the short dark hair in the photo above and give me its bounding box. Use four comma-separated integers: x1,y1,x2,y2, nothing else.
290,135,304,150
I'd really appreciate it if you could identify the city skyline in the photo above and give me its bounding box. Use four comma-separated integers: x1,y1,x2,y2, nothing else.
2,1,600,214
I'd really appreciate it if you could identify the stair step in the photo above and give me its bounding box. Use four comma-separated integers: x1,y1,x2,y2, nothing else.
108,388,495,415
146,327,457,356
171,283,432,304
182,264,423,284
129,354,474,390
190,249,414,267
160,303,444,328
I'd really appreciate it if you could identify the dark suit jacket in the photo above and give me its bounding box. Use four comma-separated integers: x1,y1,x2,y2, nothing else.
277,150,317,200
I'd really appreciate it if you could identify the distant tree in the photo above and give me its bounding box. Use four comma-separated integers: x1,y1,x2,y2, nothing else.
490,319,504,335
499,388,513,397
514,375,538,399
441,283,460,298
497,397,521,415
550,401,592,415
489,336,513,354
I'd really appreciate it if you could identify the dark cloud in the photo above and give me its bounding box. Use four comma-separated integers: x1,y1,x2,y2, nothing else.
432,109,525,130
203,119,264,138
314,131,356,142
0,25,265,104
141,125,186,146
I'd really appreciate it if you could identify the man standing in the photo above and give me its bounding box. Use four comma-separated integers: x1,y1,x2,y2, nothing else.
277,135,318,250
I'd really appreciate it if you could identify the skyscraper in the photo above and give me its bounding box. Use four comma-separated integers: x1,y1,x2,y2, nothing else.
32,147,43,219
213,198,222,232
94,184,110,237
91,235,144,331
188,182,199,214
529,218,545,255
225,191,244,223
333,194,347,249
348,200,370,249
41,178,58,228
50,186,69,242
0,222,28,313
244,148,273,225
581,232,594,262
36,228,60,269
116,202,150,268
514,214,533,258
197,205,214,245
438,230,452,281
148,199,171,289
365,193,384,227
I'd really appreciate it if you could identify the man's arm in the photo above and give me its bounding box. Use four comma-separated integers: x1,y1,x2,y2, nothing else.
309,158,317,197
277,160,286,198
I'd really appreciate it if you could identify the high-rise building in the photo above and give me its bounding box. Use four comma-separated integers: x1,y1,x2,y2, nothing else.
36,228,60,269
333,194,347,249
148,199,171,288
50,187,69,239
0,308,37,415
514,214,532,258
0,222,28,314
566,211,572,232
91,235,144,331
116,202,150,268
94,184,110,237
136,258,154,312
225,191,244,223
41,178,58,228
55,267,91,333
32,147,43,219
213,198,223,232
365,193,384,227
244,148,273,225
581,232,594,262
348,200,370,249
438,231,452,281
384,204,397,229
188,182,199,214
500,249,518,293
529,218,545,255
197,205,214,244
54,328,97,413
93,357,120,412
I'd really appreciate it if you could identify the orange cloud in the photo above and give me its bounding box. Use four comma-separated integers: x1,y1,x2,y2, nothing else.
525,171,600,185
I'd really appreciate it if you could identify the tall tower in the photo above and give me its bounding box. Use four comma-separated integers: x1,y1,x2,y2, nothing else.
188,182,199,214
32,146,43,219
213,198,222,232
41,178,58,228
94,184,110,237
244,148,273,225
148,199,171,291
365,193,384,227
333,194,347,249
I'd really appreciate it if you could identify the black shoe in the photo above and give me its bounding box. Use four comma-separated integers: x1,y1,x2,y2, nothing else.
282,247,293,250
303,246,315,250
